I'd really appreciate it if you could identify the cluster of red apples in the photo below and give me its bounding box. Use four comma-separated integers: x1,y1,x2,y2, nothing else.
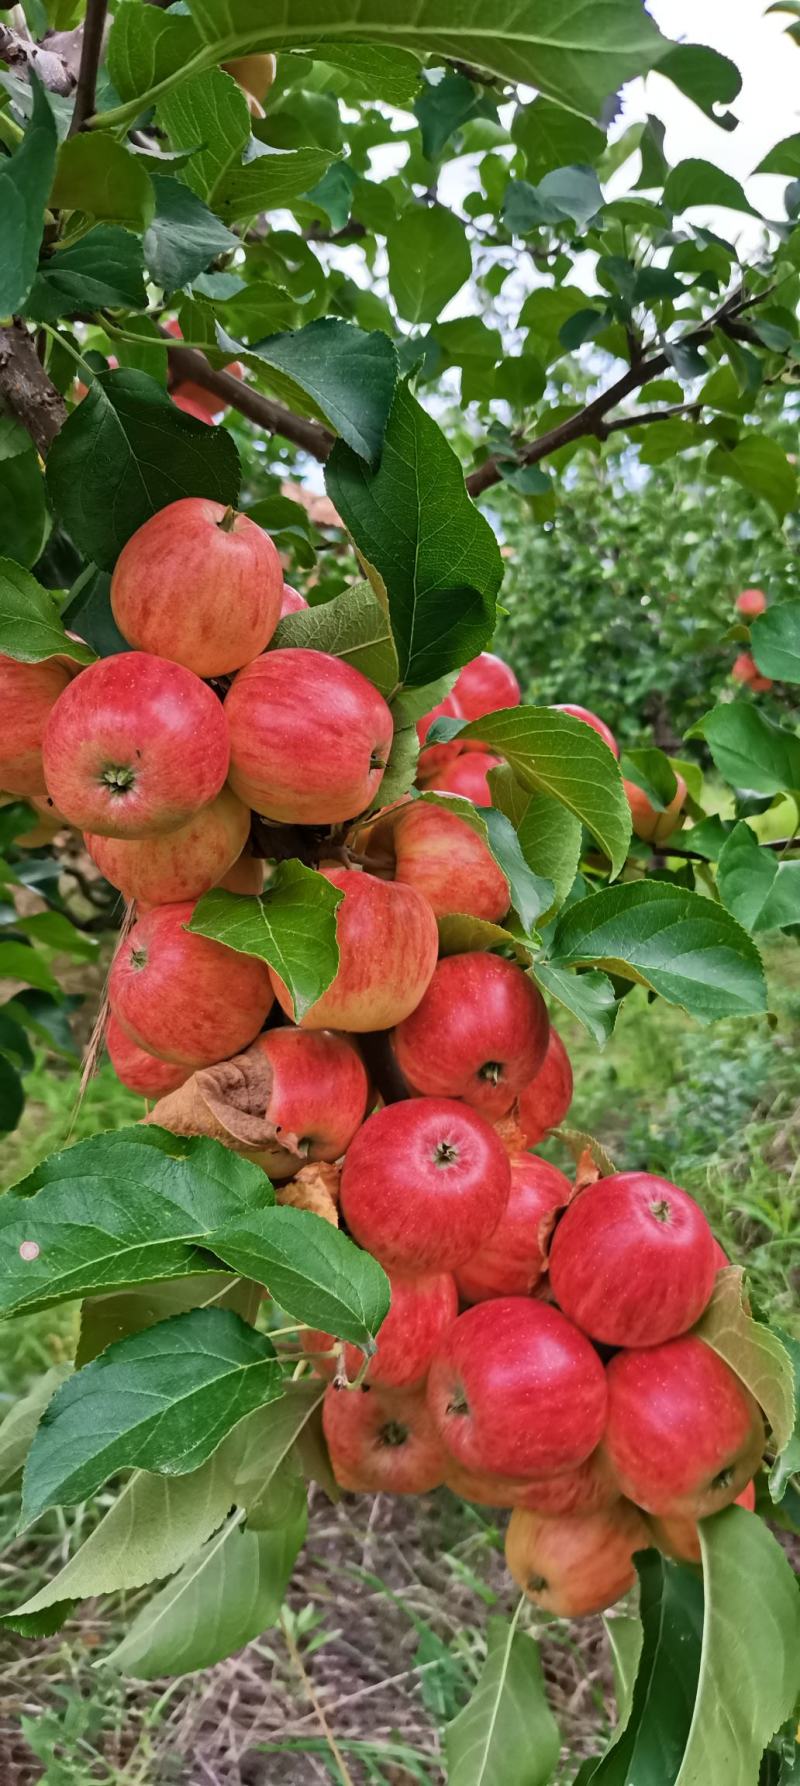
0,498,763,1620
731,586,772,693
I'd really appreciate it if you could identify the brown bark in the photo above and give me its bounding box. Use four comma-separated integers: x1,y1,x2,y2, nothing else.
0,322,67,457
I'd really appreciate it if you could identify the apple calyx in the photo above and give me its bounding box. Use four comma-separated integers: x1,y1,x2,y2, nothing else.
100,764,137,795
433,1139,459,1167
478,1060,503,1085
379,1419,411,1449
649,1197,673,1224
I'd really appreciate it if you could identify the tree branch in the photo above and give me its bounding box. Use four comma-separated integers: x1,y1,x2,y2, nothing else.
0,20,76,94
0,322,67,456
68,0,107,134
165,338,334,460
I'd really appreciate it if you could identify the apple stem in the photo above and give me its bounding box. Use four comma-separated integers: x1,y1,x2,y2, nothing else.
217,504,237,533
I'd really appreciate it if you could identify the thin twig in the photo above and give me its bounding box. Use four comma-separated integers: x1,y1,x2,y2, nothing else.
68,0,108,135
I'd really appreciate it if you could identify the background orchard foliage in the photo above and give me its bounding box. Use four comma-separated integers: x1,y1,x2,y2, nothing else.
0,0,799,1781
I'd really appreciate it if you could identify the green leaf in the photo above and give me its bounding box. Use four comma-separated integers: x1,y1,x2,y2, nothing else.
50,134,155,228
218,317,397,466
272,579,398,697
0,1053,23,1138
693,1269,795,1452
166,2,668,124
157,67,250,207
0,444,49,571
209,1205,391,1351
658,43,742,125
188,862,343,1025
304,161,357,231
75,1273,261,1367
104,1507,306,1679
478,806,553,932
620,747,678,811
21,1308,284,1527
231,1380,324,1528
676,1509,800,1786
707,436,797,521
211,146,335,225
437,912,533,965
46,369,240,570
0,559,94,665
0,77,57,314
0,942,59,996
756,133,800,176
717,822,800,934
415,71,495,162
144,175,238,291
692,704,800,797
386,207,472,325
107,1,200,105
503,166,604,232
27,226,147,322
664,159,755,218
316,43,422,106
326,382,502,685
0,1127,272,1320
445,1609,560,1786
513,788,583,911
442,707,631,879
769,1331,800,1503
549,881,767,1021
62,566,128,659
0,1365,71,1492
751,601,800,683
534,962,618,1047
5,1414,263,1629
587,1552,704,1784
512,98,605,178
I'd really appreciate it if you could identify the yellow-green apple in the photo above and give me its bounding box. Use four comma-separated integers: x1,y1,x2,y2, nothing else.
647,1478,756,1564
85,786,250,905
425,751,500,804
549,1171,717,1348
269,867,438,1031
111,498,283,679
225,648,393,824
731,651,772,692
393,952,549,1119
340,1096,511,1271
279,584,308,617
551,703,618,757
109,899,273,1066
455,1153,570,1301
0,655,73,796
368,799,510,922
736,588,766,618
238,1027,368,1177
106,1012,191,1097
43,653,230,839
624,772,687,844
322,1384,448,1494
427,1297,607,1477
505,1501,650,1616
516,1028,573,1144
306,1267,458,1391
603,1335,765,1516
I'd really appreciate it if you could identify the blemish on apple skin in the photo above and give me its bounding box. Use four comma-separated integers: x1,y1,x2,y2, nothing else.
19,1240,40,1262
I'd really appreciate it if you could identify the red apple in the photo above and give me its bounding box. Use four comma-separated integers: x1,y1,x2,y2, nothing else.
625,772,687,845
322,1385,448,1494
603,1336,765,1517
242,1027,368,1176
427,1298,607,1477
279,584,308,617
379,800,510,923
711,1236,729,1270
0,655,73,796
425,752,501,805
85,786,250,905
513,1449,620,1517
43,653,230,839
307,1268,458,1391
455,1153,570,1302
109,899,273,1066
736,588,767,618
393,952,549,1120
516,1028,574,1144
505,1501,649,1617
106,1013,191,1098
269,867,438,1031
171,393,215,424
111,498,282,679
551,704,619,757
454,652,520,719
340,1097,511,1272
647,1477,757,1564
548,1171,717,1348
225,649,393,824
731,651,773,693
443,1461,538,1507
